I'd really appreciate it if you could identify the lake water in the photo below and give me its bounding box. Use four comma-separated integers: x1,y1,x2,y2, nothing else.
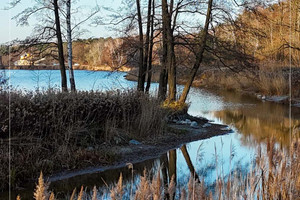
2,70,300,199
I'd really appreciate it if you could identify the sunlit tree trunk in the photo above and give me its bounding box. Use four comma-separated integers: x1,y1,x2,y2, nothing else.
54,0,68,92
67,0,76,92
178,0,213,103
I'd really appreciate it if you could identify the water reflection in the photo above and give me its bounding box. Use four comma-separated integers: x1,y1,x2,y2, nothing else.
210,91,300,147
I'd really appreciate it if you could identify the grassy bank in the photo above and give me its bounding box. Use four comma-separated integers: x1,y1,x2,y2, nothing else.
199,67,300,98
0,90,168,191
125,66,300,101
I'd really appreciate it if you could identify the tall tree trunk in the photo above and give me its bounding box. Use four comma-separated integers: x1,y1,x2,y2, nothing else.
158,11,168,100
143,0,151,93
145,0,155,93
162,0,176,102
166,36,176,101
136,0,145,92
53,0,68,92
178,0,213,103
66,0,76,92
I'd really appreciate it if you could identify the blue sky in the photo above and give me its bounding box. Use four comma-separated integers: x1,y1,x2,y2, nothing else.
0,0,125,44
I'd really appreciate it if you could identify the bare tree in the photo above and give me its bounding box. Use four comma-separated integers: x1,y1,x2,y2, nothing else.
11,0,100,92
66,0,76,92
162,0,176,102
54,0,68,92
136,0,146,92
158,1,168,100
145,0,155,92
178,0,213,103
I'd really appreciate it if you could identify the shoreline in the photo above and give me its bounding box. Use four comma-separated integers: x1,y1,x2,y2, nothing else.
8,116,230,198
3,67,299,106
124,70,300,107
48,120,230,183
0,65,132,72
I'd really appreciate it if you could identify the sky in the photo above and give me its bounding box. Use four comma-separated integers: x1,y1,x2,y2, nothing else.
0,0,124,44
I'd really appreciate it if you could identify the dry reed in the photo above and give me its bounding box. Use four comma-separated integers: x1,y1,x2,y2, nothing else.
0,89,168,191
17,136,299,200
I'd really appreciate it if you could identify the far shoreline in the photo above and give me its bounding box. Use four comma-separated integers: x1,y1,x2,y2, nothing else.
0,65,132,72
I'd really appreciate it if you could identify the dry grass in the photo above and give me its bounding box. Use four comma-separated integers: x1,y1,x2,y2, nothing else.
199,66,296,97
257,69,289,96
17,136,300,199
0,89,168,191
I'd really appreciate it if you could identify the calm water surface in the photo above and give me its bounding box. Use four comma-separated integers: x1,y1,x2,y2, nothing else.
2,70,300,199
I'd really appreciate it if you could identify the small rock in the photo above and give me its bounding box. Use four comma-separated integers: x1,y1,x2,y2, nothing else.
113,136,122,144
179,120,187,124
190,121,198,127
220,127,229,131
202,123,211,128
185,119,192,124
129,139,141,145
86,146,94,151
220,126,233,132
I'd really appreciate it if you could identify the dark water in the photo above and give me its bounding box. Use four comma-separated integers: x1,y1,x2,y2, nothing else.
2,70,300,199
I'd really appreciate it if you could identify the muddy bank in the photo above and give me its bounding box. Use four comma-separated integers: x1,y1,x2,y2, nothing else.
48,115,230,182
2,114,231,199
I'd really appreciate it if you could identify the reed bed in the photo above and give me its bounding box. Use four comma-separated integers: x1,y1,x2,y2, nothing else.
0,89,168,191
18,136,300,200
199,67,300,97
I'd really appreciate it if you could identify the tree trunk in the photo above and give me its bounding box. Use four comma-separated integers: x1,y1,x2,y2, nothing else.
53,0,68,92
136,0,145,92
66,0,76,92
158,4,168,100
158,66,168,99
143,0,151,93
178,0,213,103
145,0,155,93
166,36,176,101
162,0,176,102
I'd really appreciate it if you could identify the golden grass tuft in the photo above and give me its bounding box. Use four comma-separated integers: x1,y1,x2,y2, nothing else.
34,172,49,200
